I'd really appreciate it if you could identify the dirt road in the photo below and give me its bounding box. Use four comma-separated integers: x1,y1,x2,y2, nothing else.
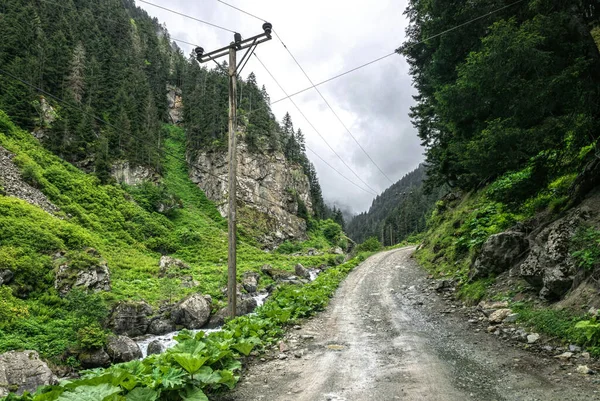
222,247,600,401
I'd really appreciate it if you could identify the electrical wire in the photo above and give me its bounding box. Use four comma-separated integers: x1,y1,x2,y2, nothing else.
216,0,527,105
136,0,237,33
269,31,394,184
0,68,318,212
253,54,378,196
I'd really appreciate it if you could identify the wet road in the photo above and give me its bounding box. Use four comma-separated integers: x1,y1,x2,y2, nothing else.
223,247,600,401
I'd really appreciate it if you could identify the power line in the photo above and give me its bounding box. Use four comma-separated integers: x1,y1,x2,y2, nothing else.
216,0,527,105
253,54,378,196
270,53,396,105
136,0,237,33
128,0,380,196
4,2,381,202
269,32,394,184
0,68,310,212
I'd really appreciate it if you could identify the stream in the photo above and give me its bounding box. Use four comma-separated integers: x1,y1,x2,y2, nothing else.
135,269,321,357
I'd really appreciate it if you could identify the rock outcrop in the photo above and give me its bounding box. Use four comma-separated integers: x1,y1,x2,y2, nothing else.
54,249,111,295
159,256,191,278
0,269,14,286
171,293,212,329
242,271,260,293
0,147,60,214
78,349,111,369
107,301,153,337
189,141,313,247
470,231,529,279
519,208,590,299
106,336,142,363
167,85,183,124
0,351,56,397
111,161,159,186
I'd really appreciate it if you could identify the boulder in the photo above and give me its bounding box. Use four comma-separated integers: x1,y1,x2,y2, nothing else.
0,350,56,397
148,317,176,335
519,208,589,299
330,247,344,255
107,301,153,337
54,248,111,295
180,275,199,288
209,298,259,328
171,293,212,329
147,340,163,356
0,269,13,286
106,336,142,363
470,231,529,279
78,349,111,369
159,256,191,278
261,264,295,281
242,271,260,293
294,264,310,279
488,308,512,324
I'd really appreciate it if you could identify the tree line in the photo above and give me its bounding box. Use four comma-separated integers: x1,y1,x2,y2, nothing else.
400,0,600,196
0,0,327,221
346,165,445,245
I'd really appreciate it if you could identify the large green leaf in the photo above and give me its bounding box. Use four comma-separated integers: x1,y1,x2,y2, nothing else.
172,353,209,375
217,370,238,390
170,340,206,355
125,387,158,401
232,341,254,356
56,383,122,401
194,366,221,385
180,387,209,401
158,367,187,389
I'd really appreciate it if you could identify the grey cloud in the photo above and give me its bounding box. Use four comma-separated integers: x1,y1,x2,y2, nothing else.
138,0,421,214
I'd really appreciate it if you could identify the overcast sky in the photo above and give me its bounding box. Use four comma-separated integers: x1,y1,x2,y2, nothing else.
137,0,424,214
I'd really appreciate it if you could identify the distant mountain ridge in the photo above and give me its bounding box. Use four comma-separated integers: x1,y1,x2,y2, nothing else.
347,164,445,245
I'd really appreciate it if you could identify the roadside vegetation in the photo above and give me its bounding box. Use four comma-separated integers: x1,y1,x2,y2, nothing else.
2,252,369,401
0,113,346,370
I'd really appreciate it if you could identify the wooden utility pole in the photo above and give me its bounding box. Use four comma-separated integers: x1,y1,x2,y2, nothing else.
195,23,273,319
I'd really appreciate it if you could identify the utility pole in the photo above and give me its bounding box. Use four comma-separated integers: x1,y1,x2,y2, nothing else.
195,23,273,319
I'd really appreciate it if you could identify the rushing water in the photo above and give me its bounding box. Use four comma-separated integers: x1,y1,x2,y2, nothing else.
135,291,270,358
135,270,321,357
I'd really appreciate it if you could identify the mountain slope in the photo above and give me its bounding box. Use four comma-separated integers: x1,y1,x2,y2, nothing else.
347,164,445,245
0,112,342,364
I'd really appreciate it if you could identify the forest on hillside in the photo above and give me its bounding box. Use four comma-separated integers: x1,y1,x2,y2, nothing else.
0,0,327,219
346,164,445,245
401,0,600,196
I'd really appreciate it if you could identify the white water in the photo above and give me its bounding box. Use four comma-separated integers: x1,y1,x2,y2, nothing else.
135,292,271,358
135,270,322,357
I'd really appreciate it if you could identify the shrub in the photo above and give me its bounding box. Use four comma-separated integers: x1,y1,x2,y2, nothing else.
276,241,302,254
355,237,382,253
571,227,600,270
0,287,29,329
76,324,108,350
321,219,342,243
487,166,543,204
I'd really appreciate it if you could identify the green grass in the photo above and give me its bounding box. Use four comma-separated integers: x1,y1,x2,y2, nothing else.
0,112,343,364
2,252,372,401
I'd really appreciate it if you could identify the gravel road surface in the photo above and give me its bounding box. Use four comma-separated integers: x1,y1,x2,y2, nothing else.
221,247,600,401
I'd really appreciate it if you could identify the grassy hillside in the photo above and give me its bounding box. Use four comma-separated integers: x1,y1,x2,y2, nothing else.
0,111,343,364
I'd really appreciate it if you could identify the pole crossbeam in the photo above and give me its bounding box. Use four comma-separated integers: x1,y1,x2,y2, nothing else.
195,23,273,319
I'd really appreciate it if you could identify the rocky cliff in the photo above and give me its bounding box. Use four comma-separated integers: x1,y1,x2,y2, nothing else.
189,141,313,247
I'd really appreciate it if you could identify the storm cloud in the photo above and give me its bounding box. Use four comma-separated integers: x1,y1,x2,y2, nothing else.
138,0,424,213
